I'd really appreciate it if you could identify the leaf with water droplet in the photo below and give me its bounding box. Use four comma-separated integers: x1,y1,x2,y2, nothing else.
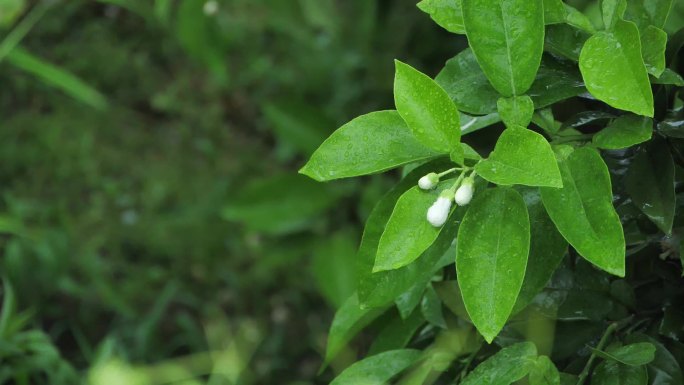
456,187,530,343
300,111,442,181
540,146,625,276
579,20,653,117
394,60,460,153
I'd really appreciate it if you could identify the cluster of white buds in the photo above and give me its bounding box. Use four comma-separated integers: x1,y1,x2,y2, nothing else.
421,171,476,228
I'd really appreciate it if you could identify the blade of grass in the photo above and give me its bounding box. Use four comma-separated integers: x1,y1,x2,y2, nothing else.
6,46,108,110
0,1,52,63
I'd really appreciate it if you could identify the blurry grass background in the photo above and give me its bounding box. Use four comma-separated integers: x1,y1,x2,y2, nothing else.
0,0,456,384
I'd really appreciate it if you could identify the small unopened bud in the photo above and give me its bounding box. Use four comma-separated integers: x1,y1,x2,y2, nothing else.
427,194,452,227
455,179,474,206
418,173,439,190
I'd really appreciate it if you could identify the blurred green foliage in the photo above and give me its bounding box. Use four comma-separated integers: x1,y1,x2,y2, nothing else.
0,0,455,384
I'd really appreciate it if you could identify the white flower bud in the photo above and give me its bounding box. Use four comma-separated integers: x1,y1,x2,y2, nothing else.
427,196,452,227
455,179,474,206
418,173,439,190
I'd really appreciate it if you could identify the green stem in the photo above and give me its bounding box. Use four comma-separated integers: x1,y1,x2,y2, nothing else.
576,323,618,385
437,167,462,178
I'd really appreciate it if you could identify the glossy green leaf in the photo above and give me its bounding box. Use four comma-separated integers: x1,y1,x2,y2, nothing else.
625,141,675,234
330,349,422,385
527,56,585,108
592,115,653,150
300,111,441,181
421,284,446,329
624,0,675,29
368,310,425,355
579,20,653,117
564,4,597,33
540,147,625,276
437,50,584,115
652,69,684,86
601,0,626,30
626,333,684,385
513,188,567,313
395,283,425,320
591,361,648,385
394,60,460,152
475,126,562,188
461,0,545,96
461,342,537,384
640,25,667,77
497,95,534,128
435,48,500,115
417,0,464,34
461,113,502,136
592,343,656,366
357,161,462,308
456,187,530,343
530,356,561,385
324,293,387,365
543,0,566,24
545,24,590,61
373,181,454,272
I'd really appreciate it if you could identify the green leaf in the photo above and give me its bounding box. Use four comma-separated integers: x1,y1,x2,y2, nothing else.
601,0,626,30
395,283,425,320
652,69,684,86
394,60,460,152
545,24,590,61
625,333,684,385
513,188,567,313
300,110,441,181
591,343,656,366
456,187,530,343
579,20,654,117
373,181,454,272
436,51,584,115
461,342,537,384
222,174,343,235
592,115,653,150
527,56,586,108
324,293,387,365
311,231,358,308
262,100,331,157
461,112,502,135
7,47,108,111
497,95,534,128
543,0,566,24
421,284,446,329
358,161,462,308
368,310,425,356
640,25,667,77
330,349,422,385
530,356,561,385
417,0,464,34
591,361,648,385
624,0,675,29
461,0,545,96
564,4,597,34
475,126,562,188
540,147,625,276
435,48,500,115
625,140,675,234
